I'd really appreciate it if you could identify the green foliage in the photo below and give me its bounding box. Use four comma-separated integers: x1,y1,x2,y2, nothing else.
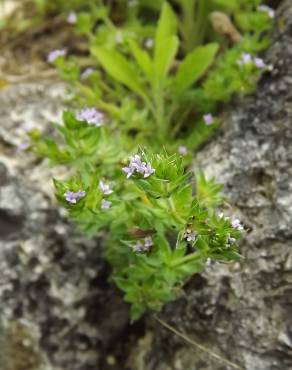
24,0,274,319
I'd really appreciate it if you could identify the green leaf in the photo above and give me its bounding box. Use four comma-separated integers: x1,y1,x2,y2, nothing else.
91,46,147,99
154,2,178,81
128,40,153,82
175,43,219,95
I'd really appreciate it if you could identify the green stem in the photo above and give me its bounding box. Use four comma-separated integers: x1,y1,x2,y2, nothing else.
171,251,202,269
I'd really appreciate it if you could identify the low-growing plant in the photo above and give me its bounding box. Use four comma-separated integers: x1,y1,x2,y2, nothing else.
23,0,275,319
29,112,243,320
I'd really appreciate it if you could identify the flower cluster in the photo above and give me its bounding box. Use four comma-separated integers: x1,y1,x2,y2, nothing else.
237,53,267,69
64,190,86,204
47,49,66,64
132,237,153,253
76,108,104,127
122,155,155,179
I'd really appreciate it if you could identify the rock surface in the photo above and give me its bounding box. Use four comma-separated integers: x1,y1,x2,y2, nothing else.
0,79,131,370
140,1,292,370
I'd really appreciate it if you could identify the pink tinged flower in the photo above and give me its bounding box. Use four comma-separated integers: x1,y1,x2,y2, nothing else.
64,190,86,204
76,108,104,127
81,68,94,79
67,12,77,24
203,113,214,125
47,49,66,63
99,181,113,195
254,57,266,69
178,146,188,156
258,5,275,18
231,218,244,231
101,199,112,210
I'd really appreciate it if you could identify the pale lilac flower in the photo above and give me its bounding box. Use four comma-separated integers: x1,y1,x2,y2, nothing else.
47,49,66,63
130,155,146,174
258,5,275,18
76,108,104,126
178,146,188,156
101,199,112,210
17,142,29,152
67,12,77,24
145,38,154,49
203,113,214,125
186,231,197,243
228,236,236,245
132,237,153,253
122,154,155,179
143,163,155,178
237,52,252,66
99,181,113,195
254,57,266,69
81,68,94,80
132,241,145,253
122,165,135,179
64,190,85,204
144,237,153,248
231,218,244,231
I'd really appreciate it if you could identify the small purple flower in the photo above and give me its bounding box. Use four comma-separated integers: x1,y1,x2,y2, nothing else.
101,199,112,210
237,52,252,66
99,181,113,195
67,12,77,24
17,142,30,152
132,237,153,253
76,108,104,127
47,49,66,63
258,5,275,18
132,241,145,253
203,113,214,125
143,163,156,178
145,38,154,49
178,146,188,156
228,236,236,245
122,154,155,179
231,218,244,231
122,165,135,179
144,237,153,248
254,57,266,69
186,231,197,243
64,189,86,204
81,68,94,80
